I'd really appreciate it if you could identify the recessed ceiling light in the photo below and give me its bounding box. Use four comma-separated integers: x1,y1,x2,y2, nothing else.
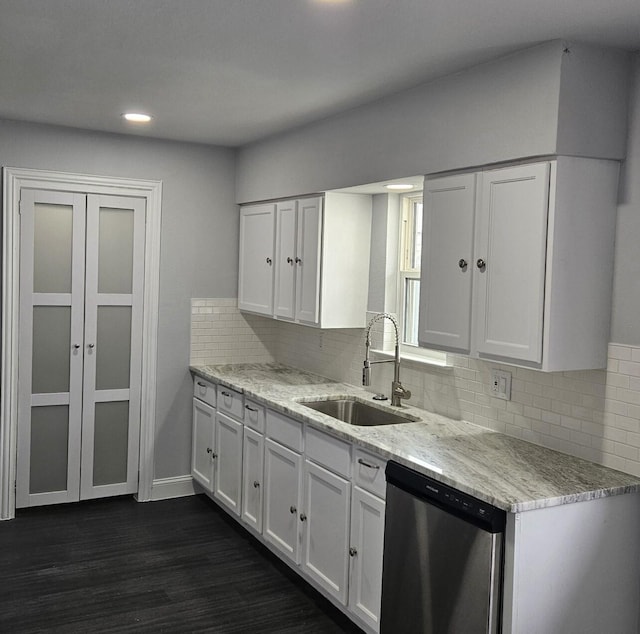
385,183,414,191
122,112,152,123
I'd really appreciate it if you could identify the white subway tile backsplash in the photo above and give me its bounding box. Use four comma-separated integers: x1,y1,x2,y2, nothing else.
190,299,640,478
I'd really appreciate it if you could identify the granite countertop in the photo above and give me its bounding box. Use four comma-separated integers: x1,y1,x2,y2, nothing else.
190,362,640,513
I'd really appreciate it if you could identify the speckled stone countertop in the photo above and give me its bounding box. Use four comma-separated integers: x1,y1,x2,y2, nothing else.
190,362,640,513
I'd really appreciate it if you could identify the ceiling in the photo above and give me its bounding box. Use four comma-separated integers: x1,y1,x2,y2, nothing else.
1,0,639,147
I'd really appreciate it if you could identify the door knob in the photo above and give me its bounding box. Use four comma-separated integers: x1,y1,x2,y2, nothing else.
476,259,486,270
458,259,467,269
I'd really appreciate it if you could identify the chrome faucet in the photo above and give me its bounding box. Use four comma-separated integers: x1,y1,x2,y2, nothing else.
362,313,412,407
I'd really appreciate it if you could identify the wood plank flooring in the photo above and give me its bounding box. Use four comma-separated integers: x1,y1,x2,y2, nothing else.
0,494,364,633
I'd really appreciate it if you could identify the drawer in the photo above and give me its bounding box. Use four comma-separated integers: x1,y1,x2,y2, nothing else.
217,384,244,420
353,448,387,499
193,376,216,408
266,409,303,452
305,426,351,478
243,398,265,433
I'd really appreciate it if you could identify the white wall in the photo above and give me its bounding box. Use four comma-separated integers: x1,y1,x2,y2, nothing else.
0,119,237,480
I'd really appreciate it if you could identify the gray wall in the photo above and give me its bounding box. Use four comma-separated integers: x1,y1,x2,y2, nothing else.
612,55,640,345
0,119,237,479
236,40,629,204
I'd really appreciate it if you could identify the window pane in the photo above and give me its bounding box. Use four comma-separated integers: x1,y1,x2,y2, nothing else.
95,306,132,390
33,203,73,293
32,306,71,394
411,201,423,269
93,401,129,486
30,405,69,494
98,207,135,294
403,278,420,346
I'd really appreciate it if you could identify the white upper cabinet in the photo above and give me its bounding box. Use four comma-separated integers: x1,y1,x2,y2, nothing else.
419,157,619,371
238,203,276,316
240,192,371,328
420,173,476,352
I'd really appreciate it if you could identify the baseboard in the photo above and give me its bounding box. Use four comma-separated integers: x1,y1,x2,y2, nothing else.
150,475,196,501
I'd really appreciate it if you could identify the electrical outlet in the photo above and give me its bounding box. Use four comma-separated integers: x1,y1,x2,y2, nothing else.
490,369,511,401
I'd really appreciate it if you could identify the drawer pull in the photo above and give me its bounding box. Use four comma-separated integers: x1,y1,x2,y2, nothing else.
221,390,232,397
197,381,207,387
245,405,258,412
358,458,380,470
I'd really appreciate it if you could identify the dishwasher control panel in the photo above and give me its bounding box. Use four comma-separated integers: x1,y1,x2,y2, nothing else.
386,460,506,533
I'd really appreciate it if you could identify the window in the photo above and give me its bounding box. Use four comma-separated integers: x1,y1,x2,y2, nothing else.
398,193,447,364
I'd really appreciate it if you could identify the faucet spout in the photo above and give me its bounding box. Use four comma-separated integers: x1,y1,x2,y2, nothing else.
362,313,412,406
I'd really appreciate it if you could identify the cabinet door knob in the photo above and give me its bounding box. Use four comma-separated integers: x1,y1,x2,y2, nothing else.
266,257,272,265
211,452,218,459
349,547,358,557
206,447,212,454
458,258,467,269
299,512,307,522
289,505,297,514
476,258,486,270
287,257,294,264
253,480,260,488
295,257,302,265
88,343,95,349
73,344,81,349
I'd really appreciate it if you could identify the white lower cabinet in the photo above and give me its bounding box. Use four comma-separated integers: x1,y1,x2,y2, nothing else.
263,437,303,564
192,387,386,633
349,486,385,632
191,398,215,492
241,427,264,532
213,411,243,515
301,459,351,604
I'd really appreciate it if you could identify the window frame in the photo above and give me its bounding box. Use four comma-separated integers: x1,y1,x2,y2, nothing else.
397,192,447,365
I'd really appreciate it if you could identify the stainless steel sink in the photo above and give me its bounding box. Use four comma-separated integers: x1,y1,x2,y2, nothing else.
300,397,419,426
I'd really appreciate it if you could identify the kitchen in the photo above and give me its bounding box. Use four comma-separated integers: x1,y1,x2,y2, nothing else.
2,2,640,633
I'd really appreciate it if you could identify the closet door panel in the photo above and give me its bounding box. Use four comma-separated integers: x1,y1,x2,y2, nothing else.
81,194,145,500
16,189,86,508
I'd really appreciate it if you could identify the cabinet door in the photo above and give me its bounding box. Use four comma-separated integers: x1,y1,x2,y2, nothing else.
192,398,215,492
241,427,264,533
301,459,351,605
349,486,385,633
263,438,303,564
475,163,550,363
213,411,243,515
238,203,276,315
295,197,323,325
418,173,476,353
274,199,297,319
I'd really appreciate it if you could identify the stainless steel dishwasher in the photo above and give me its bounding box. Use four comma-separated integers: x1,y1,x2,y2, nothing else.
380,461,506,634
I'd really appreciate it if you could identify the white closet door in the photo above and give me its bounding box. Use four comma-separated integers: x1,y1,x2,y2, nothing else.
80,195,145,499
16,190,87,507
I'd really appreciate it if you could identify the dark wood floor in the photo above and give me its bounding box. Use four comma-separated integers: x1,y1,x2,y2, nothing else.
0,494,364,633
